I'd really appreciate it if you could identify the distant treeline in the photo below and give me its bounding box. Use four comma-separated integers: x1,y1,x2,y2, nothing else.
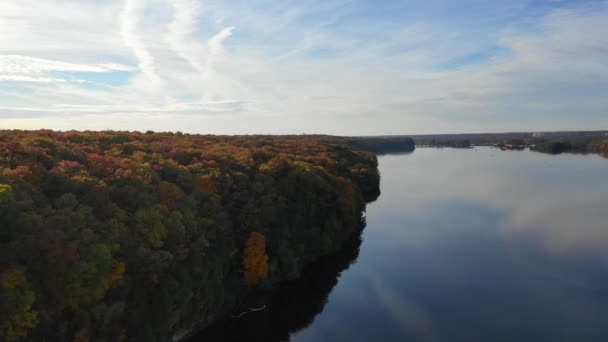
345,137,415,154
0,130,380,341
411,131,608,156
529,137,608,155
301,135,416,154
417,139,472,148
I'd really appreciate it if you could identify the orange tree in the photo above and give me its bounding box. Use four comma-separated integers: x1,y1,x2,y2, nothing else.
243,232,269,286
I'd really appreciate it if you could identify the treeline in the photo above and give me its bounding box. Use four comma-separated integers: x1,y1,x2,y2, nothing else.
0,130,380,341
412,131,608,147
590,140,608,155
417,139,471,148
530,138,608,155
412,132,531,147
411,131,608,157
341,136,416,154
285,135,416,154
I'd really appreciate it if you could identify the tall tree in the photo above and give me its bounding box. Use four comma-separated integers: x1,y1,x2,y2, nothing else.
243,232,269,286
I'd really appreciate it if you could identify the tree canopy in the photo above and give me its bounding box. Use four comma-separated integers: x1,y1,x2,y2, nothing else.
0,130,379,341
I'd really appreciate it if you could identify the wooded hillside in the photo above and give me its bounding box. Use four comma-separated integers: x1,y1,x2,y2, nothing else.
0,130,380,341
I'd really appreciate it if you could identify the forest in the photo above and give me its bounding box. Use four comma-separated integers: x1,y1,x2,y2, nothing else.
324,136,415,154
0,130,381,341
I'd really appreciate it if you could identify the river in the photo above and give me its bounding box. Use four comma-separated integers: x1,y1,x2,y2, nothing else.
191,147,608,341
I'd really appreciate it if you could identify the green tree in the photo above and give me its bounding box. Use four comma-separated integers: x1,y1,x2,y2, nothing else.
0,268,38,342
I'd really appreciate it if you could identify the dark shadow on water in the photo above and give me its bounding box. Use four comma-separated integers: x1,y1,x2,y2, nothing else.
375,151,415,157
186,234,363,342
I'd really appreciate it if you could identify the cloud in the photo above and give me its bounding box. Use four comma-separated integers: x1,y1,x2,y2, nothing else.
375,149,608,257
120,0,162,85
0,55,135,84
201,26,236,91
371,277,438,341
1,0,607,134
0,55,134,74
166,0,206,73
272,34,319,62
0,76,65,83
208,27,234,55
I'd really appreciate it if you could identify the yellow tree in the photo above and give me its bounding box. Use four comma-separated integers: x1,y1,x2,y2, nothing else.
243,232,269,286
0,184,13,207
104,260,126,289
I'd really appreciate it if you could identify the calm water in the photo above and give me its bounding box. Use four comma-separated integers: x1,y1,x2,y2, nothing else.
194,147,608,341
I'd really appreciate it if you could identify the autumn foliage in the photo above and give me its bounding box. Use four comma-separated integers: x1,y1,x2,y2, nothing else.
0,184,13,207
243,232,269,286
0,129,379,341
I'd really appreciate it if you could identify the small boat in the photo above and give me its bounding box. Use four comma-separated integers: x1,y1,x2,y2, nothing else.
231,304,267,319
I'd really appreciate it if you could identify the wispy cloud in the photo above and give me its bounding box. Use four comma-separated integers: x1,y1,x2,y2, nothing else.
208,27,234,56
120,0,162,85
0,55,134,73
166,0,206,74
0,55,134,82
0,75,67,83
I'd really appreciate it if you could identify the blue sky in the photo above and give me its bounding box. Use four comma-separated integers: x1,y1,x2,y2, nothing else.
1,0,607,134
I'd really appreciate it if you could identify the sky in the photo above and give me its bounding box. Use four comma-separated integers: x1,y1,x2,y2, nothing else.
1,0,607,135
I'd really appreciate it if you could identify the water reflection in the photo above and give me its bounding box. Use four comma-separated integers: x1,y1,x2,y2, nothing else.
187,234,363,341
374,148,608,256
294,148,608,341
193,148,608,341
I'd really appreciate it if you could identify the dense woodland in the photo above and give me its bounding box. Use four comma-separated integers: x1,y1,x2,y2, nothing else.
0,130,381,341
331,136,415,154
